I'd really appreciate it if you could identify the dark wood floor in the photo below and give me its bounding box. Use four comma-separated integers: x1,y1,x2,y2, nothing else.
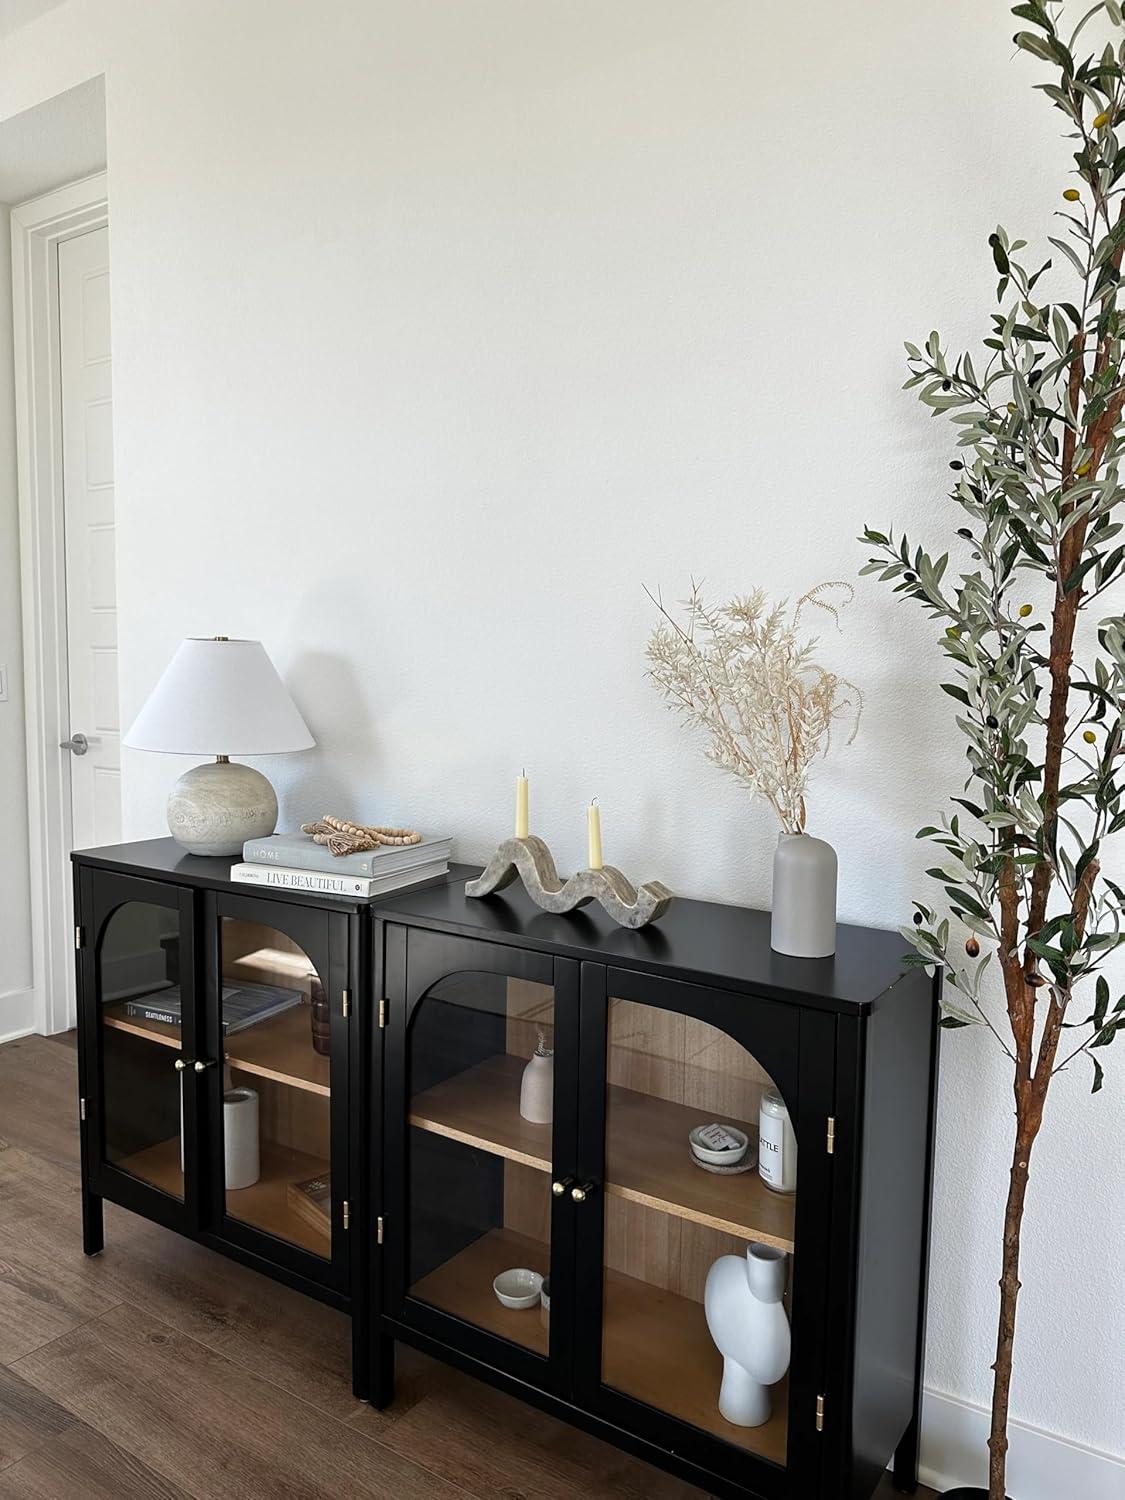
0,1032,935,1499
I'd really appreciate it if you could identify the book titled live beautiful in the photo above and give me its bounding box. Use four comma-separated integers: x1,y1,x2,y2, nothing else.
229,859,448,899
241,832,453,877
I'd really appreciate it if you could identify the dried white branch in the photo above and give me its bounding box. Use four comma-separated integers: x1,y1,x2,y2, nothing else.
645,582,862,833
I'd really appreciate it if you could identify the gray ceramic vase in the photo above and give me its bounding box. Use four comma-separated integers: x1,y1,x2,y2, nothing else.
770,832,837,959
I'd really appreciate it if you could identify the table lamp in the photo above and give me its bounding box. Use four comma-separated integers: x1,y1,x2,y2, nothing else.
123,637,315,856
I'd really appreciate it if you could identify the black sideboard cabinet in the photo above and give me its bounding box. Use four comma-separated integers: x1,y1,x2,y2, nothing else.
72,839,938,1500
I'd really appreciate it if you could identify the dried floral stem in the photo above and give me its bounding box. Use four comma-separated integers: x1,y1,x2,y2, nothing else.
645,582,862,833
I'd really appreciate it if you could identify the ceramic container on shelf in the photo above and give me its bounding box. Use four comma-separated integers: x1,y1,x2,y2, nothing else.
759,1089,797,1194
519,1029,554,1124
689,1123,750,1166
770,831,837,958
704,1243,791,1427
223,1085,260,1189
493,1268,543,1310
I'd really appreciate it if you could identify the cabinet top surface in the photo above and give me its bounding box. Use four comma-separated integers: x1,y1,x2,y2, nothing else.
71,836,373,912
74,839,918,1010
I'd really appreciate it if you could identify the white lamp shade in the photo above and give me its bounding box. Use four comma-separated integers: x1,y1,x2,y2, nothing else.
123,638,315,756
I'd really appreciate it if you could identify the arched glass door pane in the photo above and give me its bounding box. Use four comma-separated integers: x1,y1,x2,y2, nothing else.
406,973,555,1355
218,918,331,1258
601,996,794,1466
97,900,185,1198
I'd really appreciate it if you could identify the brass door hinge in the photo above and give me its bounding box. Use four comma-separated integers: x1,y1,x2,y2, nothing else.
79,1097,87,1122
74,925,85,950
342,989,351,1018
379,998,388,1029
377,1215,385,1246
816,1393,825,1433
343,1199,351,1230
826,1117,836,1155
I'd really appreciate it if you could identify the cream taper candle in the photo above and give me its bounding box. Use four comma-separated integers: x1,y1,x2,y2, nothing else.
516,774,529,839
587,802,604,870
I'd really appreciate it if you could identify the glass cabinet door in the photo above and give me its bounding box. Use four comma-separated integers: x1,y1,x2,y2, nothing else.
82,871,196,1221
387,928,577,1389
581,968,807,1489
208,898,347,1281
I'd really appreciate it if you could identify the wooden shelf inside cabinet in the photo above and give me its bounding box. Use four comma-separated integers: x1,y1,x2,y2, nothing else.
102,1000,330,1097
411,1226,549,1356
409,1055,553,1171
114,1136,332,1258
410,1226,787,1465
408,1055,795,1251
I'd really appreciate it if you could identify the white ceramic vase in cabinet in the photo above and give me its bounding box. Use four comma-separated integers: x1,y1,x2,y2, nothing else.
519,1030,553,1124
704,1243,791,1427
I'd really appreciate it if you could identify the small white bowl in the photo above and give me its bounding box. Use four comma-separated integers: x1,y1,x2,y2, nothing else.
493,1267,543,1310
689,1124,750,1166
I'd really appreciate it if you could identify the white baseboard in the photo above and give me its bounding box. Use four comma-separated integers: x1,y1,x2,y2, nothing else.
0,986,37,1045
916,1386,1124,1498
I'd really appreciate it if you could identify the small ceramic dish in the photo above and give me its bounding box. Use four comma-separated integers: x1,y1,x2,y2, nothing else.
493,1267,543,1310
689,1123,750,1166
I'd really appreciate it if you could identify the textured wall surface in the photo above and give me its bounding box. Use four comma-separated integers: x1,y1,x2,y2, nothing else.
1,0,1121,1477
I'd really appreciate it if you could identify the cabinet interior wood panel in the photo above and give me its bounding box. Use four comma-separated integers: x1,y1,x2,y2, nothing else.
603,998,779,1298
237,1069,331,1160
223,920,316,993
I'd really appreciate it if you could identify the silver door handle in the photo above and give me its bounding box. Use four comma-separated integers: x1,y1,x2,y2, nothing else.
60,733,89,756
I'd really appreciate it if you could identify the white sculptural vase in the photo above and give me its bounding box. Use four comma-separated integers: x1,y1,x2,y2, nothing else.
704,1243,791,1427
519,1034,553,1124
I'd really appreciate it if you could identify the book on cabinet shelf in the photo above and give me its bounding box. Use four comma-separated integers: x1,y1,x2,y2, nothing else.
122,980,303,1035
286,1174,331,1239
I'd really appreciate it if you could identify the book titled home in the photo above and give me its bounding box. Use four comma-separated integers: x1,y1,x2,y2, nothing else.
241,832,453,877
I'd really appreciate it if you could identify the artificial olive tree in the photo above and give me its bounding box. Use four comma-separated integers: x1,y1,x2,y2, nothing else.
862,5,1125,1496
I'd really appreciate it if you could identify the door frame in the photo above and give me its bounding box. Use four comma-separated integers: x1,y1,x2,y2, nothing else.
573,964,830,1499
77,864,201,1238
12,171,109,1035
203,889,353,1296
381,924,580,1399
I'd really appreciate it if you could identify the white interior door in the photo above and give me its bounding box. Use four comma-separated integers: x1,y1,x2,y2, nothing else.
58,225,120,850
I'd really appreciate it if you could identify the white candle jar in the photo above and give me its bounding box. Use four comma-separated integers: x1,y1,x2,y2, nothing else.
758,1089,797,1195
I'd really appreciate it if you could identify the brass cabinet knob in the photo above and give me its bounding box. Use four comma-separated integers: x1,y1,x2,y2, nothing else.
193,1059,215,1073
571,1181,596,1203
551,1177,573,1197
174,1058,188,1072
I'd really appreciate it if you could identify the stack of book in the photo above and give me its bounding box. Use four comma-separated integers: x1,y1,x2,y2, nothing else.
124,980,304,1035
231,831,452,898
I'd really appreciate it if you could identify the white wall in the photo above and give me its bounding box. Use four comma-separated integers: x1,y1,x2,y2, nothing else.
1,1,1122,1490
0,200,34,1041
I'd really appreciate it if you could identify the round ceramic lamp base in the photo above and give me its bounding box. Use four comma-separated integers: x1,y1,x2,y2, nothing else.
167,759,278,856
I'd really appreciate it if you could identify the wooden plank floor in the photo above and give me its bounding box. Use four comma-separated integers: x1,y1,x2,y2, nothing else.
0,1033,934,1499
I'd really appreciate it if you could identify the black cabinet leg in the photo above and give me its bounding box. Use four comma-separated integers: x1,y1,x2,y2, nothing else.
369,1333,395,1410
892,1416,920,1493
351,1309,370,1401
82,1187,104,1257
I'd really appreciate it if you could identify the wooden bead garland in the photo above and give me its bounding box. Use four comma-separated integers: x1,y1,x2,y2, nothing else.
300,814,422,857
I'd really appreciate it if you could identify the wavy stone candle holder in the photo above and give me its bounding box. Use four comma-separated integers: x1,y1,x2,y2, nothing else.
465,836,673,930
